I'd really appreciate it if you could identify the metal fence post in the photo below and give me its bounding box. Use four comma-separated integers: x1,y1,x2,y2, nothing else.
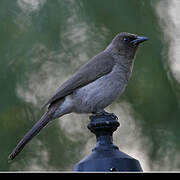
73,113,143,172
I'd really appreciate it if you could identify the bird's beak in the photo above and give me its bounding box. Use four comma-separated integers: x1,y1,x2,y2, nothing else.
130,36,149,45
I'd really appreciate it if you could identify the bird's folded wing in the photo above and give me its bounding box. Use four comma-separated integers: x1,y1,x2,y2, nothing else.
41,51,115,108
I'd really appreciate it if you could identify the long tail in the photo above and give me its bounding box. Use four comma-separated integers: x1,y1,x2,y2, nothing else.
8,112,52,160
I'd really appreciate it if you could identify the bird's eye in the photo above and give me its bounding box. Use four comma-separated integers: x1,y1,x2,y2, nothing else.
123,37,129,42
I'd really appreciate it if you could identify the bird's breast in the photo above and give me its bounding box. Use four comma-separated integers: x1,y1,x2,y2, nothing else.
71,64,130,113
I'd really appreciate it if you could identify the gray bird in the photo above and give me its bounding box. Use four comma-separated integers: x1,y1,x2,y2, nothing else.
9,32,148,160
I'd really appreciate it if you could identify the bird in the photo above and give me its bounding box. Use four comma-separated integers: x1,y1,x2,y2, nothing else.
9,32,149,160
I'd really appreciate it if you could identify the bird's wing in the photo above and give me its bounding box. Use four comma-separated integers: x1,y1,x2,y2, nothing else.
41,51,115,108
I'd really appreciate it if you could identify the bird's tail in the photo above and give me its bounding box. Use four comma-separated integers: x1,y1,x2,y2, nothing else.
8,112,52,161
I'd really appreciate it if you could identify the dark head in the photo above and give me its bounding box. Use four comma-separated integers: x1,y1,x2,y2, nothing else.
106,32,149,59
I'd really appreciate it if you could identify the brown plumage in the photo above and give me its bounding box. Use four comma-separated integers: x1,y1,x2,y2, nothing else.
42,52,116,109
9,32,148,160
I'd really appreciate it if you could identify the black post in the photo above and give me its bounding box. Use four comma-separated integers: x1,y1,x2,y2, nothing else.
73,113,143,172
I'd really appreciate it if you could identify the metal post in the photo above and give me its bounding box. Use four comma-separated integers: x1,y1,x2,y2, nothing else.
73,113,143,172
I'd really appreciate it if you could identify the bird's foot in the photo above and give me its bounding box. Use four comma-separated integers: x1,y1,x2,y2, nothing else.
91,110,118,120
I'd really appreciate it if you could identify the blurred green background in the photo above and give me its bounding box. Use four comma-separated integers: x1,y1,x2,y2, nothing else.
1,0,180,171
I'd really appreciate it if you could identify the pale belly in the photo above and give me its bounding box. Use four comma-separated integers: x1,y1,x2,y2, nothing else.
71,66,128,113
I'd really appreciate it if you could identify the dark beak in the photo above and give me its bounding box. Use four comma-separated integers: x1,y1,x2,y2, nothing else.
130,36,149,45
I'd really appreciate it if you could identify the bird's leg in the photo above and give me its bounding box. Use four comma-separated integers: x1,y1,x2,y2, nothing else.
91,109,117,119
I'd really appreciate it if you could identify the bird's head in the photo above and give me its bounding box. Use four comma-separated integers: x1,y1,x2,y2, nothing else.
107,32,149,59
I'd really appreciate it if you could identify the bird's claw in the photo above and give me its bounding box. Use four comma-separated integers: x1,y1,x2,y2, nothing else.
91,111,118,120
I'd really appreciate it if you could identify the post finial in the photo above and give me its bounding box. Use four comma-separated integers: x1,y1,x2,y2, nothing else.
73,113,143,172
